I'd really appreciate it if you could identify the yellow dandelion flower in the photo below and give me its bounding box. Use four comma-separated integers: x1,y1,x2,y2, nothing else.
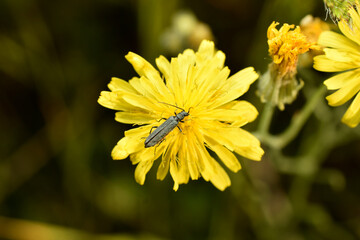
98,40,264,191
314,5,360,127
258,22,318,110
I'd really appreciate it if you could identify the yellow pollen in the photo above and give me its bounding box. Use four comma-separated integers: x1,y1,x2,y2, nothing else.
267,22,317,75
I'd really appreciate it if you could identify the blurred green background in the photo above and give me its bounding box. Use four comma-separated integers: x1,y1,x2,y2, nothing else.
1,0,360,239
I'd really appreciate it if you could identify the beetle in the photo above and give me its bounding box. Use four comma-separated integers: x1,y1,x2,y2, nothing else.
144,104,190,148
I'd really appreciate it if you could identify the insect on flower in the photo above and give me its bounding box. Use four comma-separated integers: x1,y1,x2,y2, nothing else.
98,40,264,191
145,103,190,148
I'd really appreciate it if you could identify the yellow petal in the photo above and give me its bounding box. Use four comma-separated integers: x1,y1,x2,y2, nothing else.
193,128,231,190
210,67,259,108
111,138,130,159
168,58,184,104
196,108,246,123
126,52,173,99
155,55,171,81
131,143,164,164
326,75,360,106
228,101,259,126
108,77,138,93
196,40,215,66
313,55,359,72
111,137,143,160
169,138,190,189
185,132,201,180
115,111,156,124
196,101,258,125
208,159,231,191
324,70,360,90
342,91,360,127
157,139,176,180
204,136,241,172
197,145,231,191
128,77,156,100
201,126,263,161
323,48,360,63
111,126,151,160
234,145,264,161
117,91,162,112
318,31,360,52
189,65,230,108
98,91,137,111
126,52,161,82
134,158,154,185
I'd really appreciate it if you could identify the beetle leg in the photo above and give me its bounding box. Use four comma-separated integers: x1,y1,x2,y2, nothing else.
149,126,158,134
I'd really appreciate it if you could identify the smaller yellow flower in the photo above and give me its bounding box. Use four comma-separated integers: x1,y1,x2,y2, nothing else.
267,22,316,78
314,5,360,127
300,15,331,45
258,22,318,110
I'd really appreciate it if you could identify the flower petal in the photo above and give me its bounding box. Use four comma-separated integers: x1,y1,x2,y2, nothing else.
134,158,154,185
98,91,138,111
189,65,230,109
193,127,231,190
108,77,138,93
342,91,360,127
196,101,258,126
323,48,360,64
326,74,360,106
318,31,360,52
313,55,359,72
324,70,360,90
126,52,173,101
196,40,215,66
170,138,190,191
209,67,259,108
227,101,259,126
117,91,163,112
195,142,231,190
185,132,201,180
157,139,177,180
201,125,263,161
115,111,156,124
204,136,241,172
156,55,171,81
111,126,150,160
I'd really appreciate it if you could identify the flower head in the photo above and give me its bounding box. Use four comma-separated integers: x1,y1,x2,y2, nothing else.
258,22,318,110
324,0,358,22
98,40,264,191
314,5,360,127
267,21,317,78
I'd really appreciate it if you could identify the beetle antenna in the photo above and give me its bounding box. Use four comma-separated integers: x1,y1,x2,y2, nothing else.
158,102,186,112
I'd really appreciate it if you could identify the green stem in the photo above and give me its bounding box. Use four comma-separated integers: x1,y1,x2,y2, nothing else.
267,85,327,149
257,101,275,137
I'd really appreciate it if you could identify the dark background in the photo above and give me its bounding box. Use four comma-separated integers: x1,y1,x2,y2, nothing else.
1,0,359,239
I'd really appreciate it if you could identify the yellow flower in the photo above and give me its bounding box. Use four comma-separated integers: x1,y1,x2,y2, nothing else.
267,21,318,77
314,6,360,127
300,15,330,45
258,22,318,110
98,40,264,191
